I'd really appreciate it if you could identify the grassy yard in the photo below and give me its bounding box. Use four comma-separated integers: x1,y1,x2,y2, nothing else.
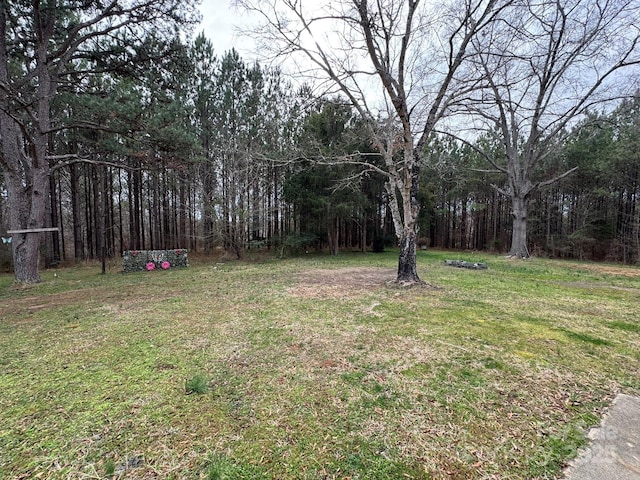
0,250,639,479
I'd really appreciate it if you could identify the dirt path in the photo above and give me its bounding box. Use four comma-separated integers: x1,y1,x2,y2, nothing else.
287,267,398,298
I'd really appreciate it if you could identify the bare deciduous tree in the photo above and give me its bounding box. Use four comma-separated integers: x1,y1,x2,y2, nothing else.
466,0,640,258
236,0,507,284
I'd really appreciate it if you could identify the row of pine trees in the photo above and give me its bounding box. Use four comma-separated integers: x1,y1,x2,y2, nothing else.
1,34,639,268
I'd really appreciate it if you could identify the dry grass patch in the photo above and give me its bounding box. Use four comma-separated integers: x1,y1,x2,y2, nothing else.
565,262,640,278
287,267,397,298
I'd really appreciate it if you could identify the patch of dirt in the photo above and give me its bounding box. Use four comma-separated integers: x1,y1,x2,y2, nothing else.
558,281,640,293
567,263,640,278
0,290,89,316
0,287,127,320
287,267,398,299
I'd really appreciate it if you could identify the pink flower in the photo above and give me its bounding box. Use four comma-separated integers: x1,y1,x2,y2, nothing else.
161,261,171,270
146,262,155,271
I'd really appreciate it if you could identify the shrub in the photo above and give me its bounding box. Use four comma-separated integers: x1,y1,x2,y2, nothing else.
185,374,209,395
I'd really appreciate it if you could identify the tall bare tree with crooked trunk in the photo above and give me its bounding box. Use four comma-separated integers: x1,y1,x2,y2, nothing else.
237,0,508,284
0,0,198,283
466,0,640,258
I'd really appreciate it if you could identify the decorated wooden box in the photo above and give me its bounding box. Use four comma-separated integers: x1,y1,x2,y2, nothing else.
122,249,188,272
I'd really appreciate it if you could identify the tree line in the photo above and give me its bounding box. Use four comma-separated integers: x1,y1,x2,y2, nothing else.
1,1,639,283
423,98,640,263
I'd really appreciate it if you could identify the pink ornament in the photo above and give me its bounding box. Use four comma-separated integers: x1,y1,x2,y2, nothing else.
146,262,155,271
161,261,171,270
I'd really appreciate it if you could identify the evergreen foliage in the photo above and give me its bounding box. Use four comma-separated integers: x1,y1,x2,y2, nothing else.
1,2,639,272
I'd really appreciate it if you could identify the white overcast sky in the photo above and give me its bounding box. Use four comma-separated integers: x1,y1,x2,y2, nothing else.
196,0,259,60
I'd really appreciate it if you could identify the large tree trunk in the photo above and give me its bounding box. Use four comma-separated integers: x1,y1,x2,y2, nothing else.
3,164,49,284
6,187,46,284
396,163,422,284
0,112,50,283
1,15,40,282
509,195,530,258
397,228,419,282
0,10,56,283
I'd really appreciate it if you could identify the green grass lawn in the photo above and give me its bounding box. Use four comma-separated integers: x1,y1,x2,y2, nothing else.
1,250,638,479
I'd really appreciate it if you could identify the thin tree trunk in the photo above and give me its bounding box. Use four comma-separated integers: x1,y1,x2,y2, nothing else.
70,164,85,259
84,167,93,258
46,171,60,267
118,171,124,255
361,212,367,253
106,167,115,258
128,170,136,250
178,173,187,248
461,198,468,250
58,172,66,261
93,165,107,274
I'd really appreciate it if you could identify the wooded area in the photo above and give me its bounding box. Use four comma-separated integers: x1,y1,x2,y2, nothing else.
1,0,639,283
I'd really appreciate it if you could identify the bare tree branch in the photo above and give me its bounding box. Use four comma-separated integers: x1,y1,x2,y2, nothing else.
236,0,512,282
465,0,640,257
